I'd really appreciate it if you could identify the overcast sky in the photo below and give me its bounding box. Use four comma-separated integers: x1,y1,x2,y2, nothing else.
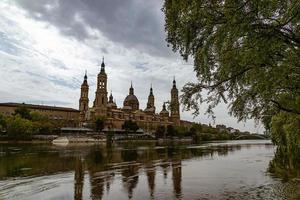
0,0,263,133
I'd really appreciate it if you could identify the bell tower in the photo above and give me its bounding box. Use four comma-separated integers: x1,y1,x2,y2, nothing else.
93,57,108,118
145,84,155,114
79,71,89,126
170,77,180,125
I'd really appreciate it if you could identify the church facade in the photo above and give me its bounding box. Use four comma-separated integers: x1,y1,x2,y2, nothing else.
79,59,181,131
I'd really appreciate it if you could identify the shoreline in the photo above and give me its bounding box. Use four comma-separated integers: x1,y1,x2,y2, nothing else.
0,138,269,144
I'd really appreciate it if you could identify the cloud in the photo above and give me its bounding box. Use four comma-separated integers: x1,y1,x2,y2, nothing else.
14,0,171,57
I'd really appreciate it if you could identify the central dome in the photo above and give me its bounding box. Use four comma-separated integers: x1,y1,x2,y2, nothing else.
124,94,139,109
123,83,139,111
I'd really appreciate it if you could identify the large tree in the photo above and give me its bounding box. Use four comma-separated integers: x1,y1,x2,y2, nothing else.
162,0,300,121
162,0,300,173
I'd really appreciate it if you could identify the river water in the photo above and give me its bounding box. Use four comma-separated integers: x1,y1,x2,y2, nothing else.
0,140,299,200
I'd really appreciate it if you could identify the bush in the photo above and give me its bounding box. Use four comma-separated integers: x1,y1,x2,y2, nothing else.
155,126,165,139
166,125,177,138
6,116,37,139
0,114,6,131
14,105,32,120
122,120,139,132
95,117,105,132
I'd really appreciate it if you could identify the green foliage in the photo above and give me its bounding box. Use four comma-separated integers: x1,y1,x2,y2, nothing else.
166,125,177,137
0,114,6,131
6,116,37,139
198,133,212,141
30,111,47,122
106,131,114,147
175,126,188,138
163,0,300,120
14,105,32,120
1,111,56,139
122,120,139,132
271,112,300,164
95,117,105,132
191,123,202,133
155,126,166,139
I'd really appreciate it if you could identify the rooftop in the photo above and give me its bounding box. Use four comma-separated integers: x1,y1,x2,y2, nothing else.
0,102,79,112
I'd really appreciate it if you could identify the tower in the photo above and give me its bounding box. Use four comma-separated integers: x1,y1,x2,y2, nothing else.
79,71,89,126
109,91,113,103
170,77,180,124
93,58,108,118
160,102,169,118
145,84,155,114
107,91,117,109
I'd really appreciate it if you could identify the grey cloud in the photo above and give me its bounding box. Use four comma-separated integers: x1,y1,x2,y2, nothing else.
48,76,81,89
15,0,172,57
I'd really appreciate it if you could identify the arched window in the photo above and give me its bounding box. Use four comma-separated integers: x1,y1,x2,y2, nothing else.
102,97,104,104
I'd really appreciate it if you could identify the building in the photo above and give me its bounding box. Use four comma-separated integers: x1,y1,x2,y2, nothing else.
0,102,79,127
0,59,193,130
79,59,184,130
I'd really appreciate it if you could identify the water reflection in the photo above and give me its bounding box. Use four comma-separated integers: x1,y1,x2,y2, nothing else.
74,157,84,200
0,140,299,200
172,161,182,199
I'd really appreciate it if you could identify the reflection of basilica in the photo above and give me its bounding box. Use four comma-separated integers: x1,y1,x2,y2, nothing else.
0,142,262,200
146,163,156,199
68,143,247,200
74,157,84,200
122,164,140,199
172,161,182,199
72,154,184,200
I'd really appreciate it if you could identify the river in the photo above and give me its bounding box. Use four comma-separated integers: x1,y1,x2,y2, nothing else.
0,140,299,200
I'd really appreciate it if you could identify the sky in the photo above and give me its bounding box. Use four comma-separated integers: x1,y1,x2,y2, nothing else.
0,0,264,133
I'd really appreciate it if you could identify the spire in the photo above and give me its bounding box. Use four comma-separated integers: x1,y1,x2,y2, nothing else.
173,76,176,88
109,90,113,103
82,70,88,85
150,83,153,95
84,70,87,80
129,82,134,95
162,102,166,110
100,56,105,73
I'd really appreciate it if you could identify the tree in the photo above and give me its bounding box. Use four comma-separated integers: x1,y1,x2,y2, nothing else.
163,0,300,169
162,0,300,119
166,125,177,138
95,117,105,132
122,120,139,132
187,127,197,137
6,116,37,139
14,105,32,120
0,114,6,131
155,126,166,138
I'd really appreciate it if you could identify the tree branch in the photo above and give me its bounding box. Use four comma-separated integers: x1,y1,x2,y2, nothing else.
271,100,300,115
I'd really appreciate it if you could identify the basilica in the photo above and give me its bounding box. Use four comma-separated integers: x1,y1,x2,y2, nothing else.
79,59,182,131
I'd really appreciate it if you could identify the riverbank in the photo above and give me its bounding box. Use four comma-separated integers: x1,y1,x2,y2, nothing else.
0,137,268,145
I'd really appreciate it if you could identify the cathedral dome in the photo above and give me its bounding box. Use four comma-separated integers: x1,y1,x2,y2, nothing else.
123,83,139,111
124,94,139,102
123,94,139,110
